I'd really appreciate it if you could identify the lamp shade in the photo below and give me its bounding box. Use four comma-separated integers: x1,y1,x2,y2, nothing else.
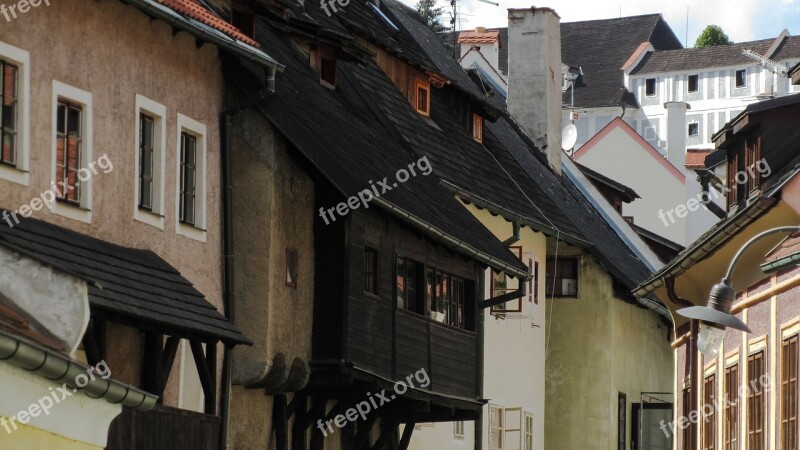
676,282,751,332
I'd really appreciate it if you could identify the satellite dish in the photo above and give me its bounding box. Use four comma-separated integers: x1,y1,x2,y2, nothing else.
562,123,578,151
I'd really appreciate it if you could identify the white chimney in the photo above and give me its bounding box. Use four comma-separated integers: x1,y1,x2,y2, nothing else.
507,7,563,175
664,101,690,174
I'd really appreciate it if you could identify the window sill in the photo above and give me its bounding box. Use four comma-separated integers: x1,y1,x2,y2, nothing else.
362,290,381,300
0,164,29,186
176,221,206,242
134,208,165,229
50,201,91,224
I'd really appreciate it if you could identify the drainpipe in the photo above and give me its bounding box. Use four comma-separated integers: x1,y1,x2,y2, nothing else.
697,169,727,219
502,218,521,246
218,68,277,450
474,273,485,450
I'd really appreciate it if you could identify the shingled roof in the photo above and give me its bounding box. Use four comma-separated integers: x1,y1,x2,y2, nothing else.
629,38,780,75
0,212,250,345
454,14,683,108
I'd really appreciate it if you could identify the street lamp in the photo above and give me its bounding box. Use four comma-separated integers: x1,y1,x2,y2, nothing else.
677,226,800,357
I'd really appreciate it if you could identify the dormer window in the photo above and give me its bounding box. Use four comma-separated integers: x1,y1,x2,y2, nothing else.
315,46,337,88
231,1,256,40
415,80,430,116
472,113,483,143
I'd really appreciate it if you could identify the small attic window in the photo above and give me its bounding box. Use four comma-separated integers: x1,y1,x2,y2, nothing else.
320,57,336,87
472,113,483,143
231,2,256,40
415,80,430,116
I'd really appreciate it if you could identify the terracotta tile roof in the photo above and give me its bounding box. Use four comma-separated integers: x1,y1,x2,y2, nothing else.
765,234,800,263
458,30,500,44
621,42,651,70
155,0,260,47
685,149,711,169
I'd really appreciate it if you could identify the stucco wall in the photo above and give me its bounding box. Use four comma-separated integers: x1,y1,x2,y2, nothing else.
0,0,226,409
226,107,315,448
545,254,673,449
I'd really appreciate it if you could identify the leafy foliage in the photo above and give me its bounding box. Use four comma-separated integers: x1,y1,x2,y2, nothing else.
695,25,732,48
415,0,450,33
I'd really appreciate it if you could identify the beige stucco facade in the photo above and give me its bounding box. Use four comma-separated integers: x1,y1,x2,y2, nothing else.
0,0,227,410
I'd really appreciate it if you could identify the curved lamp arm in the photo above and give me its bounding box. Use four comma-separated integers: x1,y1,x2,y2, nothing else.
723,226,800,284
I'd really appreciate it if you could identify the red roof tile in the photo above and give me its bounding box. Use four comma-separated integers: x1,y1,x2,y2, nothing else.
458,30,500,44
765,234,800,263
621,42,651,71
155,0,260,48
684,149,710,169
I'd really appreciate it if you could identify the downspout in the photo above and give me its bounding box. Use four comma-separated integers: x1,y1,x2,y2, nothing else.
474,272,485,450
219,66,277,450
502,218,521,246
697,169,727,219
666,277,697,449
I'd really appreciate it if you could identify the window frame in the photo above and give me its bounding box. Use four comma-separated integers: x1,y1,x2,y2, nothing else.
415,79,431,116
175,113,207,241
683,385,692,450
688,74,700,93
735,69,747,89
364,246,379,296
688,122,700,137
396,255,423,315
472,113,483,143
51,81,93,223
545,257,580,298
133,95,166,229
524,413,534,450
747,350,767,450
618,392,627,450
489,404,504,450
782,335,799,450
453,421,465,440
724,362,739,450
645,78,657,97
491,246,523,313
703,374,716,450
0,41,29,186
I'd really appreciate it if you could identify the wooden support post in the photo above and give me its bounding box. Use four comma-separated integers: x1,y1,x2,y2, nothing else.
354,413,378,449
292,393,308,450
398,423,414,450
274,394,289,450
160,336,180,390
205,341,217,415
142,332,164,401
189,340,215,415
309,398,327,450
82,321,102,367
370,421,397,450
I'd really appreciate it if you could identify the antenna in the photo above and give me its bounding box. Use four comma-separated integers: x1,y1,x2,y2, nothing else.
450,0,498,59
742,49,789,77
685,6,689,48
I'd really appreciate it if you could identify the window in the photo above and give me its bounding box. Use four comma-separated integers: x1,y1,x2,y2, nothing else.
645,78,657,97
0,41,29,186
51,81,93,223
1,60,18,167
545,258,579,297
747,350,766,450
320,56,336,88
688,74,699,93
415,80,430,116
683,386,692,450
688,122,699,137
524,413,534,450
454,421,464,440
55,100,82,205
179,132,197,225
782,336,798,450
703,374,716,450
286,248,298,288
231,2,256,39
396,256,422,314
735,69,747,88
175,114,206,240
472,113,483,143
489,405,504,449
139,114,154,211
427,267,469,328
134,95,166,228
724,363,739,450
491,271,522,313
745,135,761,194
531,259,539,305
364,246,378,295
618,393,627,450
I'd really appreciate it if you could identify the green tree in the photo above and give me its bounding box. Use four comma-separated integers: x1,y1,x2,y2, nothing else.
415,0,450,33
695,25,732,48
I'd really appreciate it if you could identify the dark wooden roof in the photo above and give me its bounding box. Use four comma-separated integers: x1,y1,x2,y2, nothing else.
630,38,778,75
455,14,682,108
574,162,640,203
0,212,250,345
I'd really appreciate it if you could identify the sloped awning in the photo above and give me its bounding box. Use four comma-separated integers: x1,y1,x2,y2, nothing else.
0,211,250,346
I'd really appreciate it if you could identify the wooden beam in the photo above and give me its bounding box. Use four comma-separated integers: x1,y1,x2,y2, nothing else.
398,423,414,450
142,332,164,401
274,394,288,450
370,421,398,450
82,321,102,367
479,282,525,309
354,413,378,449
291,393,308,450
189,340,214,414
205,341,217,415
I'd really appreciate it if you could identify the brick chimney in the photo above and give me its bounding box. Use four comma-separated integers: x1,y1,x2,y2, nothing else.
507,7,563,175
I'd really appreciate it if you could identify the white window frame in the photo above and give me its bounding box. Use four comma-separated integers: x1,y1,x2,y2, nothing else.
175,113,207,242
489,404,504,450
50,81,93,224
687,74,700,93
133,95,166,229
735,69,748,89
645,78,657,97
0,41,30,186
524,413,534,450
688,121,700,137
453,420,464,440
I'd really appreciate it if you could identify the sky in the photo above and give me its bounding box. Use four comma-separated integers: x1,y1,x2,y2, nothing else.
400,0,800,46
